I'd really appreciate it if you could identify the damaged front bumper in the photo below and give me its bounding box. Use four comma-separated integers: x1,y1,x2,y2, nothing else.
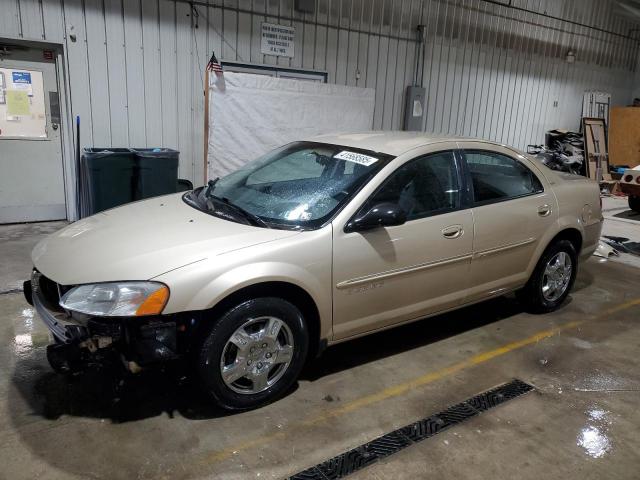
24,271,198,372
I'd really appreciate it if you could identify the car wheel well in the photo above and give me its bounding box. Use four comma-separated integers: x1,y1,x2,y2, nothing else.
205,282,322,358
550,228,582,254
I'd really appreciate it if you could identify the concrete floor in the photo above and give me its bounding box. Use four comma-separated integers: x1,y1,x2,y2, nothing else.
0,221,67,293
0,205,639,480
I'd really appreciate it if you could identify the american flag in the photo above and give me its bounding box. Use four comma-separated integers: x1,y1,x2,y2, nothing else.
206,52,223,77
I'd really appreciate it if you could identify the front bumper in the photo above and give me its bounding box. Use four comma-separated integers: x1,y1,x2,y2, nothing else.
24,275,85,343
27,280,80,343
24,272,195,367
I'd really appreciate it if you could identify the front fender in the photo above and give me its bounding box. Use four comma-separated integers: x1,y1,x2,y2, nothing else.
199,261,327,311
153,228,334,339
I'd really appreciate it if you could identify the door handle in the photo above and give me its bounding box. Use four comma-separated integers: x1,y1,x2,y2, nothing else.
442,225,464,239
537,204,551,217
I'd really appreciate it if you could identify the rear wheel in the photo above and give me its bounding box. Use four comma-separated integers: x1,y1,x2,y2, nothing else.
196,297,308,410
629,195,640,212
516,239,577,313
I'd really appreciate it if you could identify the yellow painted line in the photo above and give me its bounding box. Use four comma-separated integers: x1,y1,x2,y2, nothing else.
201,297,640,465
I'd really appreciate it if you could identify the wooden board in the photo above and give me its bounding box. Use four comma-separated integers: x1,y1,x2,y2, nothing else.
583,117,609,181
609,107,640,167
203,70,210,184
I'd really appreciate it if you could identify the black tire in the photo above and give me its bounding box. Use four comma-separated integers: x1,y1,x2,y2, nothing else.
196,297,308,410
516,239,578,313
629,196,640,213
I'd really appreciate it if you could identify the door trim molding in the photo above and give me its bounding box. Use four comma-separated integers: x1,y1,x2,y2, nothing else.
473,237,536,259
336,253,473,289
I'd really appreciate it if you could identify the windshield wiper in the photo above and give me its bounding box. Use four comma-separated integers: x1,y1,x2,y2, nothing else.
208,194,271,228
205,177,219,196
204,177,270,228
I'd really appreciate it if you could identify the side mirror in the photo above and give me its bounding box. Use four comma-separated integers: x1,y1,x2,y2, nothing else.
345,202,407,233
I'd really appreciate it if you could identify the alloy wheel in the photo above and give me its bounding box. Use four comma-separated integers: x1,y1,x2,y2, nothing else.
541,251,572,302
219,316,294,394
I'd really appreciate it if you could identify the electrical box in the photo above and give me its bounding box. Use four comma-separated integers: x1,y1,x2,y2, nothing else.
403,86,426,131
294,0,315,14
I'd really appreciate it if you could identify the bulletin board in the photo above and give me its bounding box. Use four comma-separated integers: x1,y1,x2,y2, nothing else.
0,68,47,138
207,72,375,179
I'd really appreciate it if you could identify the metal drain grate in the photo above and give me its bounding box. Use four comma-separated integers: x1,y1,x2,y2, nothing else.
289,379,533,480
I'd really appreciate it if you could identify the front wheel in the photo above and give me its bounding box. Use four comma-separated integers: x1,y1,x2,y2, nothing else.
516,239,577,313
629,195,640,213
196,297,308,410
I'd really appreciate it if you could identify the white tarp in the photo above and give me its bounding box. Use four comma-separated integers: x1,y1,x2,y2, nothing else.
207,72,375,178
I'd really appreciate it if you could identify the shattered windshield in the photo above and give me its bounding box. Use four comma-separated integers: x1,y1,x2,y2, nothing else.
186,141,393,229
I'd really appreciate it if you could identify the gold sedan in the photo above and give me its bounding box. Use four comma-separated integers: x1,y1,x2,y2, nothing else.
27,132,603,410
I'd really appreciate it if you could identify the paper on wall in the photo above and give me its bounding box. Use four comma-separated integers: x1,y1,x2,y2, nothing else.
11,71,33,96
6,90,30,116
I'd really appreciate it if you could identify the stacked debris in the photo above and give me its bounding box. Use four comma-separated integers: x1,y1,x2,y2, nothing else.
602,236,640,256
527,129,585,175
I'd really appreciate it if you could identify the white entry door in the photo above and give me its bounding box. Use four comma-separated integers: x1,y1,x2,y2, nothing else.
0,45,66,223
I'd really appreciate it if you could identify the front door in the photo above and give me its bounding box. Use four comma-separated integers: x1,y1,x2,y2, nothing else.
0,44,65,223
332,150,474,340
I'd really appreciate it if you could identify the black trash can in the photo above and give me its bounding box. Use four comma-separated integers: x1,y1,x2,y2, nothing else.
79,147,181,217
130,148,180,201
80,148,137,216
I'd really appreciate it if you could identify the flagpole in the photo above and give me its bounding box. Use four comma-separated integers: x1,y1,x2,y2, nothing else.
203,68,210,184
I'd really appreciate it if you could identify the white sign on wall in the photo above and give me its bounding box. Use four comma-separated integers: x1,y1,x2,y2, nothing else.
261,23,295,57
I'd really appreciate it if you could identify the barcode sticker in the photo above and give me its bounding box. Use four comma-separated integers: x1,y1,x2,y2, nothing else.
334,150,378,166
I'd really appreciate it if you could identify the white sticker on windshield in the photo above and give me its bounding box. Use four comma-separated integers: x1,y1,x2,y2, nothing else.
334,150,378,166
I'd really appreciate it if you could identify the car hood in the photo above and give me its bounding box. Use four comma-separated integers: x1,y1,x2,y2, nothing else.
32,193,300,285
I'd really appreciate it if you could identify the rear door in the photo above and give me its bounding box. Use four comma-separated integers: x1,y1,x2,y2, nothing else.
459,142,557,301
0,46,65,223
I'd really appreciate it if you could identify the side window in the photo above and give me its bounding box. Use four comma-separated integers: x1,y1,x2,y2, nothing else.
364,151,459,221
465,151,543,204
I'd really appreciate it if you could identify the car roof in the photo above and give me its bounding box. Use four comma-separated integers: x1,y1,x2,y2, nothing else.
308,131,504,156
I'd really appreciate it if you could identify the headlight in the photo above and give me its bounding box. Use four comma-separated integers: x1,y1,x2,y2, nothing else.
59,282,169,317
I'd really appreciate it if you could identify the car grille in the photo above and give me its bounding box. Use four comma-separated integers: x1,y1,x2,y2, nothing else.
31,270,82,343
31,270,71,312
33,289,73,342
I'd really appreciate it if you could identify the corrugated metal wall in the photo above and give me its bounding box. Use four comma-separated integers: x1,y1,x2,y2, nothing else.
1,0,638,185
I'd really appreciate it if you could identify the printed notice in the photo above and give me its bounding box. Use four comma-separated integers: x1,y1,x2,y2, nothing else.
261,23,295,57
335,150,379,166
12,71,33,96
6,90,30,116
412,99,423,117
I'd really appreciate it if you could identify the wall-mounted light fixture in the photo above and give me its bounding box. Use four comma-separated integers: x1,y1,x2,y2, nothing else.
566,50,576,63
